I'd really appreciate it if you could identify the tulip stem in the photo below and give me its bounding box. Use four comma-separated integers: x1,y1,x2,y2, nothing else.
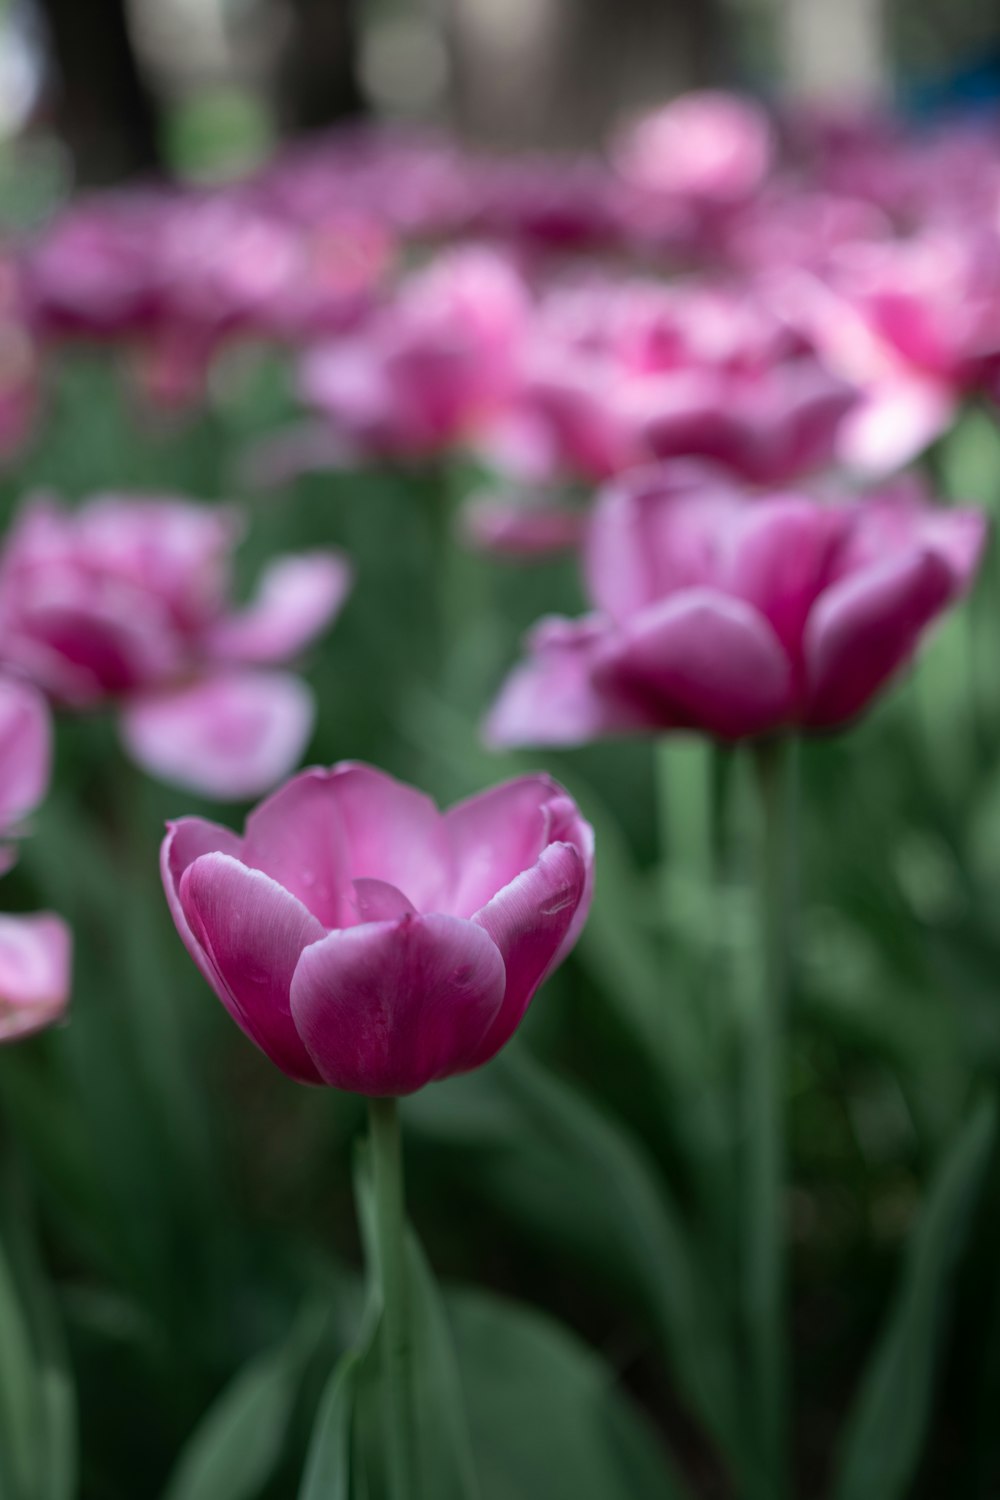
368,1096,416,1500
746,736,796,1500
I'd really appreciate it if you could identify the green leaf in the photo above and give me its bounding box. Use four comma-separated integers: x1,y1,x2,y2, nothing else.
449,1287,689,1500
299,1350,361,1500
0,1232,39,1499
407,1051,744,1478
162,1317,316,1500
834,1093,998,1500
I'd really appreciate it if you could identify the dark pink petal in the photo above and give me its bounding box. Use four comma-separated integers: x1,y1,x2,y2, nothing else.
0,675,51,837
241,768,353,927
289,914,505,1094
324,763,452,914
445,774,583,917
0,914,72,1044
595,589,793,739
180,852,325,1082
484,615,653,748
804,548,956,727
583,463,747,623
468,842,585,1068
206,551,353,665
728,498,848,662
120,670,314,799
161,816,247,990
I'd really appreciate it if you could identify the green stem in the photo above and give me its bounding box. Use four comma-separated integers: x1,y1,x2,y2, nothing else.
746,736,795,1500
369,1096,416,1500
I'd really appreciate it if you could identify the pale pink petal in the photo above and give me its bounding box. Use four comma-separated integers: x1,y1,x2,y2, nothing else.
180,852,325,1082
484,615,653,748
323,764,453,914
445,775,584,918
241,768,354,927
0,913,72,1044
840,378,956,476
595,589,793,740
0,675,51,836
351,879,418,922
289,913,506,1095
161,816,245,991
121,670,315,800
728,498,849,661
207,551,353,666
468,842,585,1067
804,548,956,727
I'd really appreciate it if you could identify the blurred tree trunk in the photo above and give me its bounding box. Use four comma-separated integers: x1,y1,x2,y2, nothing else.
276,0,366,134
447,0,728,150
37,0,164,184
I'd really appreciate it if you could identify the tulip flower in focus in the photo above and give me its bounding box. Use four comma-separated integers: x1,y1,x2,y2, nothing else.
0,495,353,798
0,674,71,1044
162,764,593,1094
487,464,985,746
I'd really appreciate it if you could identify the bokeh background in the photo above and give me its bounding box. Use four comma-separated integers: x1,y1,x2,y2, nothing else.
4,3,1000,1500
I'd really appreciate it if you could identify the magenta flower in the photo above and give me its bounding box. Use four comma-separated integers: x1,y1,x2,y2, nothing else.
487,465,986,746
614,92,774,209
299,246,529,462
0,494,353,798
162,764,594,1094
0,674,71,1044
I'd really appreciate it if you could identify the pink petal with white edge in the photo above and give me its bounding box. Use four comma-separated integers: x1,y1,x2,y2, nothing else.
241,769,354,927
468,841,585,1068
445,775,589,919
120,670,315,800
0,675,51,837
161,816,244,990
207,551,353,665
484,615,652,748
290,913,506,1095
0,913,72,1044
180,852,325,1082
804,548,956,728
596,589,793,740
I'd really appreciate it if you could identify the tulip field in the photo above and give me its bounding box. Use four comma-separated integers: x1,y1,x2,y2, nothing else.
5,92,1000,1499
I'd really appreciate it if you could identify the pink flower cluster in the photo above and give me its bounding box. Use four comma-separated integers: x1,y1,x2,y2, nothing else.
0,494,352,798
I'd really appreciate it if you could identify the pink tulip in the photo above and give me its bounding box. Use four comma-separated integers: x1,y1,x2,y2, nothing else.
300,246,529,461
0,494,353,797
162,764,594,1094
486,465,985,745
614,92,774,209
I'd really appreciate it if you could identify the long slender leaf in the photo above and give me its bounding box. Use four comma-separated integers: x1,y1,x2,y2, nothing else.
834,1093,998,1500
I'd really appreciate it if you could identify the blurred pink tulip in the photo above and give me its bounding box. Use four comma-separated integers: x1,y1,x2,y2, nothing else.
0,494,352,797
300,246,529,461
487,465,985,745
0,674,52,861
460,490,583,559
615,92,774,208
162,764,594,1094
0,913,72,1044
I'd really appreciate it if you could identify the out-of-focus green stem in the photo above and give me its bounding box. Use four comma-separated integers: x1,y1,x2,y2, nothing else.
369,1096,416,1500
746,736,796,1500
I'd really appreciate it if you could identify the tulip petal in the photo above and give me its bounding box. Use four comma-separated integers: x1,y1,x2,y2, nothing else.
180,852,325,1082
207,551,353,665
445,775,579,917
0,913,71,1044
351,879,418,923
161,816,244,988
242,769,354,927
728,498,847,662
324,763,452,914
468,841,585,1067
596,589,793,739
290,914,506,1094
121,669,315,800
0,675,51,836
484,615,652,748
804,547,955,727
